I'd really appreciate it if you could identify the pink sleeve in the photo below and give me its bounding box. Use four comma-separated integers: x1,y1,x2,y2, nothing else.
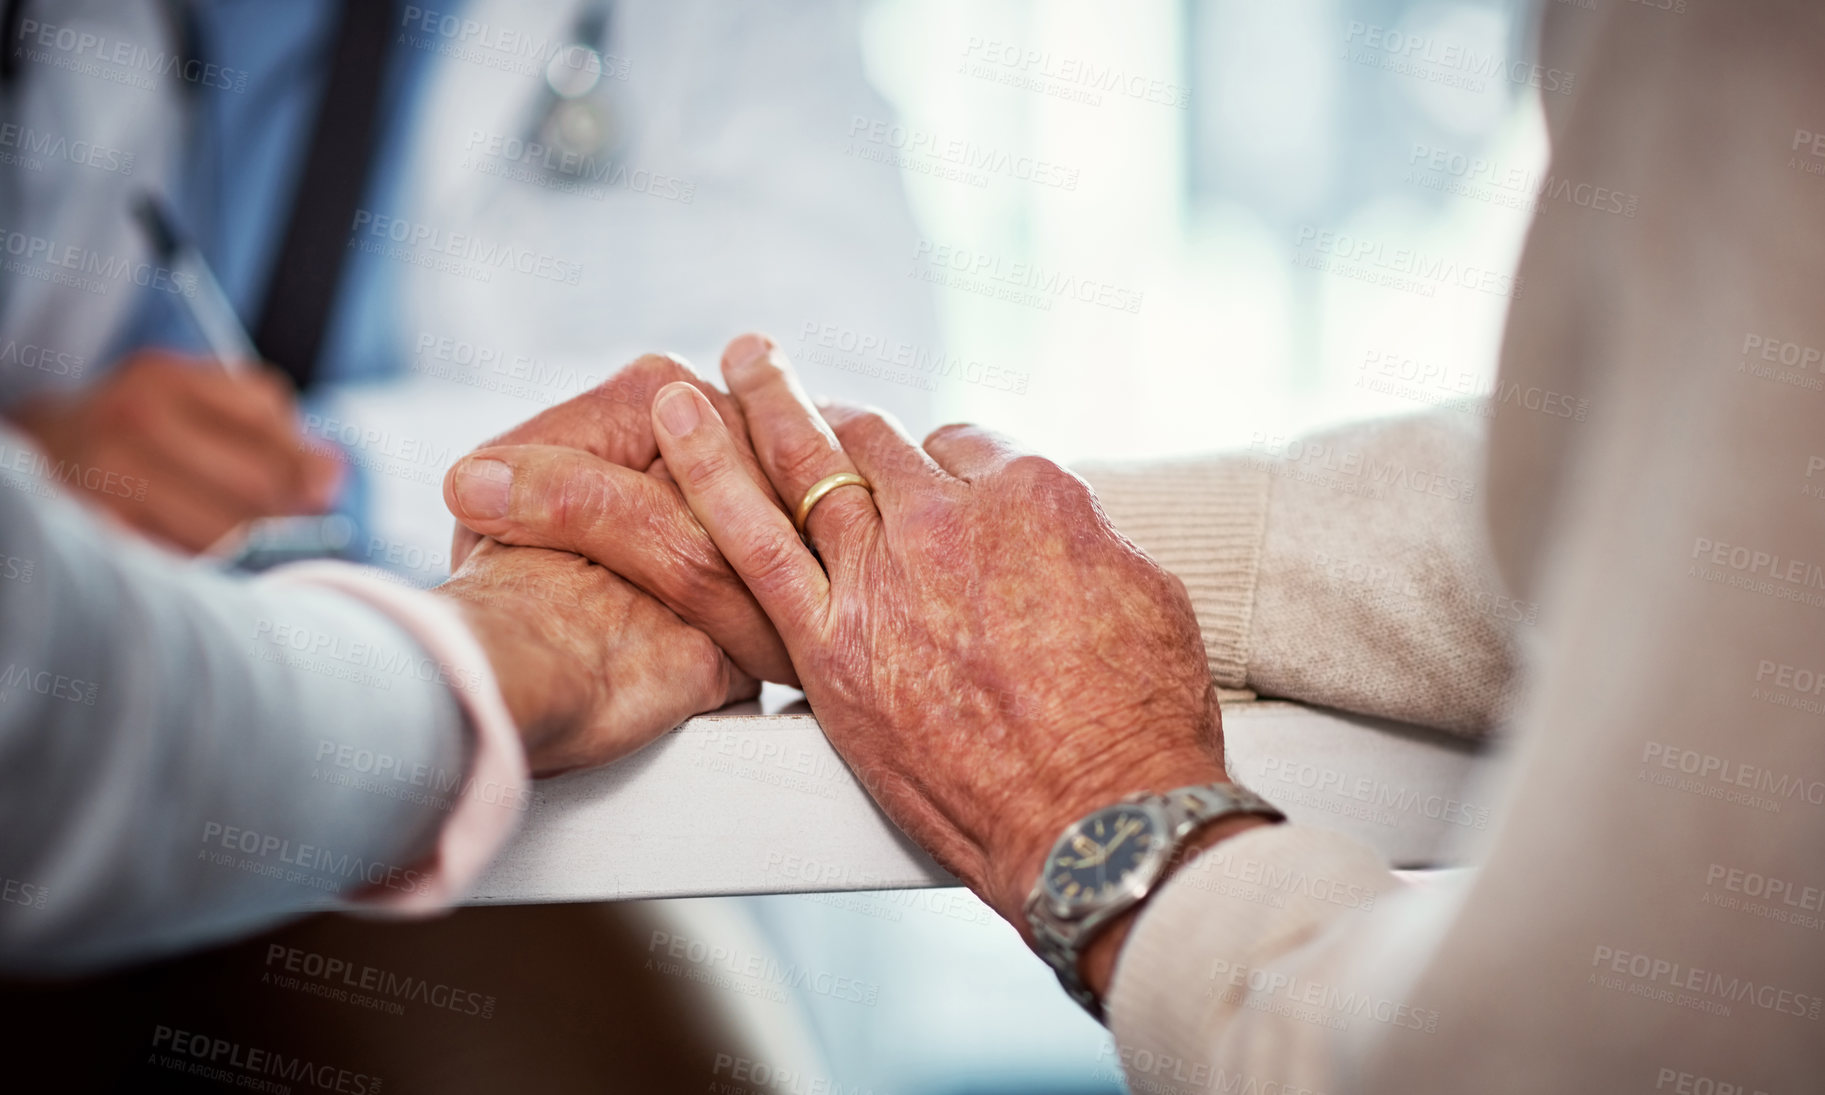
262,562,530,913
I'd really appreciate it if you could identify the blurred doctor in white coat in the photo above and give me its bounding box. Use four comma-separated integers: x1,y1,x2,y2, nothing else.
0,0,936,566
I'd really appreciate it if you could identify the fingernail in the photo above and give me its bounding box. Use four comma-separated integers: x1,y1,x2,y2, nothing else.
655,386,703,437
454,458,513,520
725,332,773,375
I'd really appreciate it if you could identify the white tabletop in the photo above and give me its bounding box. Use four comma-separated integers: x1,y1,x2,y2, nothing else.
469,696,1488,904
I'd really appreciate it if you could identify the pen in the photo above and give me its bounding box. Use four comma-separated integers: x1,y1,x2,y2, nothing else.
130,190,261,372
130,190,362,569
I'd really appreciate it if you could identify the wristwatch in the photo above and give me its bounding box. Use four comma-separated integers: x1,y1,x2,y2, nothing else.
1024,782,1284,1022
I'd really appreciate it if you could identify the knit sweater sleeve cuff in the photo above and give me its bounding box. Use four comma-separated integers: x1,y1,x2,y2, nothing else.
1105,823,1398,1074
1077,456,1272,690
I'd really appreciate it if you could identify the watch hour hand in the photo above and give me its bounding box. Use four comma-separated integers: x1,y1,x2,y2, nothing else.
1101,818,1144,859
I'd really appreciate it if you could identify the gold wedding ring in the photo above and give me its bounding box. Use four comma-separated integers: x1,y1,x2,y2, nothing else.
794,472,873,534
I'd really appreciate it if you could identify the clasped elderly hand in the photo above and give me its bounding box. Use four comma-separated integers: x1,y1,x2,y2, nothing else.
434,333,1254,982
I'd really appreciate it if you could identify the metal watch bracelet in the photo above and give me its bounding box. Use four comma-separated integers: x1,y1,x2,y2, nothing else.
1024,782,1285,1023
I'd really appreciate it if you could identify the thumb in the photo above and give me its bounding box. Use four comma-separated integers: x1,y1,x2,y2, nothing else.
444,443,798,684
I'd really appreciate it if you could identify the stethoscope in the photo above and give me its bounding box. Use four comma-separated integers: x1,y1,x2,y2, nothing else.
521,0,630,180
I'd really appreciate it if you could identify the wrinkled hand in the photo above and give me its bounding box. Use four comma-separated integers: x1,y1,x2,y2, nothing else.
5,350,341,553
441,351,796,685
639,335,1237,938
435,537,758,775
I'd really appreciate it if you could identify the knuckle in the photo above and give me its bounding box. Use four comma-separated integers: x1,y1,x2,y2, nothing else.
1002,455,1087,505
627,352,691,393
769,429,835,486
1057,469,1097,509
880,446,925,481
740,528,808,593
679,447,739,493
923,421,976,449
816,397,866,423
546,463,613,539
833,408,889,446
1002,453,1064,482
589,353,680,409
901,494,968,551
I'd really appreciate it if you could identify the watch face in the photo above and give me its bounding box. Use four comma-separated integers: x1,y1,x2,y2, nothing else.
1043,804,1164,910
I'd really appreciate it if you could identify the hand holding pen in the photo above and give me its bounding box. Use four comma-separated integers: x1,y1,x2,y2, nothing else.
2,196,342,555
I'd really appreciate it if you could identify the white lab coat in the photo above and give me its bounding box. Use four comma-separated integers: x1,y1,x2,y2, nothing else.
0,0,938,425
0,0,937,574
399,0,938,397
356,0,941,570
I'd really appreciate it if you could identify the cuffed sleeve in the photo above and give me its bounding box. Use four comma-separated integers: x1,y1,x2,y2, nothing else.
265,563,528,913
1082,411,1523,739
1106,823,1403,1094
0,428,517,972
1080,457,1271,691
1087,3,1825,1091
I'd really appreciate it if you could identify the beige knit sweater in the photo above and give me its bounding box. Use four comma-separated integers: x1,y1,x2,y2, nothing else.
1085,410,1523,740
1077,2,1825,1091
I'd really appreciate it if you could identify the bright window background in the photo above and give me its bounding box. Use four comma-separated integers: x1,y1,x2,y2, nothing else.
857,0,1548,465
760,2,1554,1092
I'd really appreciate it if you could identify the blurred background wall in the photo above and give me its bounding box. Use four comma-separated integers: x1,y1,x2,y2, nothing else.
736,2,1550,1092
